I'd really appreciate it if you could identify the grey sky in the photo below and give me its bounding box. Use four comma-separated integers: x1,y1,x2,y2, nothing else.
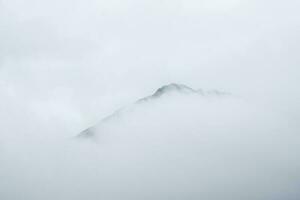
1,1,300,199
0,0,300,136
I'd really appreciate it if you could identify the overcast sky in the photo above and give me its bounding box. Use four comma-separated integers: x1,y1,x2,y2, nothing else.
1,1,300,199
0,0,300,139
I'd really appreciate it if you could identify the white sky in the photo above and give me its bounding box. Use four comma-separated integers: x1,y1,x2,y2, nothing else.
1,1,300,199
0,0,300,138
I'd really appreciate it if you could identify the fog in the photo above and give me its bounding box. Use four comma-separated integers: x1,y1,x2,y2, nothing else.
1,89,300,199
1,0,300,199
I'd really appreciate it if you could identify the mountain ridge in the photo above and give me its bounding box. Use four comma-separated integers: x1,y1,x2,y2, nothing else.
77,83,230,138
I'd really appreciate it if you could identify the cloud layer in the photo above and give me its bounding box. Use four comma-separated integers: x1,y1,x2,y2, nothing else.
1,0,300,199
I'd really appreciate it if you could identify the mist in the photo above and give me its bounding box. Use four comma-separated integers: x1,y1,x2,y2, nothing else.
1,0,300,199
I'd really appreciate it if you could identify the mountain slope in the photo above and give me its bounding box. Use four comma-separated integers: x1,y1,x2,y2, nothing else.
69,83,300,200
77,83,230,138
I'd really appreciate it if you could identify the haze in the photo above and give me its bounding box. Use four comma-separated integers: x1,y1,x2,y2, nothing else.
0,0,300,199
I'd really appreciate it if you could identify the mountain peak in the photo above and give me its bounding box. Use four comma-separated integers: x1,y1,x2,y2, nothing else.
137,83,229,103
152,83,196,97
77,84,230,138
137,83,196,103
